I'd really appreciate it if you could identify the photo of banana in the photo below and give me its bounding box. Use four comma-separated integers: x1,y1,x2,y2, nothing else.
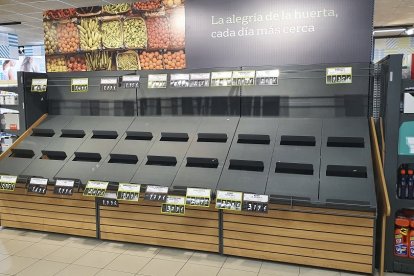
78,18,101,51
85,51,112,71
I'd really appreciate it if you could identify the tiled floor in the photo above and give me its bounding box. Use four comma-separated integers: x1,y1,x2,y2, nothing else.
0,227,409,276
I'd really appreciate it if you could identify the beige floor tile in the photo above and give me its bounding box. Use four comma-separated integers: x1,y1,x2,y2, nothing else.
260,261,299,276
66,237,102,249
0,255,38,275
177,263,220,276
55,264,101,276
96,269,134,276
14,242,61,259
154,248,194,262
43,246,90,263
6,231,47,242
40,233,73,246
223,256,262,273
139,258,186,276
341,273,366,276
0,253,9,262
105,254,151,273
123,243,160,258
16,259,68,276
217,268,258,276
188,252,227,267
0,239,34,255
0,228,28,239
94,241,129,254
74,250,120,268
300,267,340,276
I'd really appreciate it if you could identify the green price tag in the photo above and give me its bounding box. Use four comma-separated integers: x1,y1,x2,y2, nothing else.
215,190,243,211
83,180,109,197
0,175,17,191
71,78,89,92
161,196,185,215
326,67,352,85
31,79,47,92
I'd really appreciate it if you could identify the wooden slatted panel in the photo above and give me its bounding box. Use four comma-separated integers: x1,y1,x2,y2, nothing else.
0,185,96,237
100,199,219,252
224,247,373,274
223,208,375,274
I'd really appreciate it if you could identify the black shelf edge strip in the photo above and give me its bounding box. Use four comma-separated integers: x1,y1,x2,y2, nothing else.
92,130,118,140
31,128,55,137
275,162,314,175
125,131,153,141
327,137,365,148
146,155,177,166
73,152,102,162
109,154,138,165
326,165,367,178
197,133,227,143
41,150,67,161
186,157,219,168
280,135,316,146
61,129,85,138
229,159,264,172
160,132,189,142
237,134,270,145
10,149,35,159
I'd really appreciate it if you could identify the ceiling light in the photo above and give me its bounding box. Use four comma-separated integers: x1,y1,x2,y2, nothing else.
405,28,414,35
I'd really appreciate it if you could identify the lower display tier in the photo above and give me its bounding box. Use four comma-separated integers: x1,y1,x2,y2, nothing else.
0,187,376,274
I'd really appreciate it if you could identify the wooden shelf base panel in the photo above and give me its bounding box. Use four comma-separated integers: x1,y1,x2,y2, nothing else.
0,186,96,238
223,206,376,274
100,200,219,252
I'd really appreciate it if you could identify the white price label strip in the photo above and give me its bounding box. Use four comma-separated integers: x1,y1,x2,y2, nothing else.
0,175,17,183
101,78,118,85
71,78,88,85
123,75,140,82
55,179,75,187
32,79,47,86
211,71,233,80
187,188,211,198
232,71,255,78
146,185,168,194
190,73,210,80
30,178,48,185
148,74,168,82
256,70,280,78
170,74,190,81
217,190,243,201
86,181,109,190
243,193,269,203
166,195,185,205
118,183,141,193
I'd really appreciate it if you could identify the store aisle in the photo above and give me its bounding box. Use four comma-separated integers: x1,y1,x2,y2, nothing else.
0,227,406,276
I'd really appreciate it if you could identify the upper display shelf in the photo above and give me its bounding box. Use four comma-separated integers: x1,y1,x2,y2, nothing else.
43,1,185,73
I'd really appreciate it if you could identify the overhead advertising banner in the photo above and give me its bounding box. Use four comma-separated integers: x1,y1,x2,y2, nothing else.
42,0,373,73
186,0,374,68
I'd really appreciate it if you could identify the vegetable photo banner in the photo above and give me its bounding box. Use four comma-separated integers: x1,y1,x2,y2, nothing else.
43,0,373,73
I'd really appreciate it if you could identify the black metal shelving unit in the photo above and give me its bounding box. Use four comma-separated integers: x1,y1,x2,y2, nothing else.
374,54,414,273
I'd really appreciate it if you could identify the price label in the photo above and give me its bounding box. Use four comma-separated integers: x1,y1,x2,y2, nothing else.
100,78,118,92
186,188,211,207
256,70,279,86
189,73,210,88
144,185,168,202
100,192,119,207
83,181,109,197
216,190,243,211
161,196,185,215
31,79,47,92
242,193,269,213
170,74,190,88
122,75,140,89
117,183,141,202
28,177,48,194
232,71,255,86
71,78,89,92
326,67,352,85
148,74,167,89
211,71,233,87
0,175,17,191
54,179,75,195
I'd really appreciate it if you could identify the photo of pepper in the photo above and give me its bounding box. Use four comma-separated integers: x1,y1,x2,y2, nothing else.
43,1,186,72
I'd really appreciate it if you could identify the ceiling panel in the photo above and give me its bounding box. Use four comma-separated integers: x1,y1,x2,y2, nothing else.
0,0,413,46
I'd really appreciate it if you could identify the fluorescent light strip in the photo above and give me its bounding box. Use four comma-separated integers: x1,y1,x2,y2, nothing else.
373,28,406,34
